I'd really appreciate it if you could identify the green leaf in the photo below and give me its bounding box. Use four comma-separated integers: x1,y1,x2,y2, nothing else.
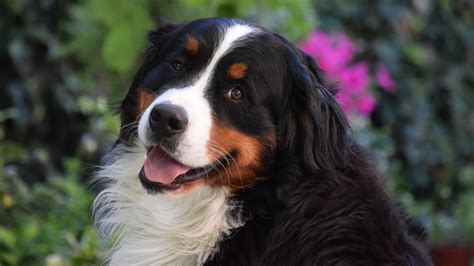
404,42,427,66
91,0,131,28
0,226,16,248
101,5,153,73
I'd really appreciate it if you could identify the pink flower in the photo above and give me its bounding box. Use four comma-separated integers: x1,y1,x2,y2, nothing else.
333,34,356,70
299,31,328,58
376,64,396,92
356,94,377,116
300,31,355,75
339,62,370,93
336,62,374,117
299,30,380,117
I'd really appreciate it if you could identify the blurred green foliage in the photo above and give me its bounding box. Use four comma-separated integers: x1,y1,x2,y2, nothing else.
0,158,100,265
0,0,472,264
66,0,155,76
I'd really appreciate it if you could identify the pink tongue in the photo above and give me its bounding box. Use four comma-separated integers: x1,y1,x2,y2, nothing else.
144,146,190,184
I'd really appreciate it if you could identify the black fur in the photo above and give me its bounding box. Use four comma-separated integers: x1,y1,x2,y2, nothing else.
120,18,433,265
207,146,432,265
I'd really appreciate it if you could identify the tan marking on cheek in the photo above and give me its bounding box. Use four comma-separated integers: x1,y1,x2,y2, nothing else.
206,118,275,191
185,36,199,55
137,88,156,114
227,63,247,80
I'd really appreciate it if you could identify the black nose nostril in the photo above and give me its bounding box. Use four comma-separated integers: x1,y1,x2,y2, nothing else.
149,108,162,124
168,117,185,131
149,103,188,138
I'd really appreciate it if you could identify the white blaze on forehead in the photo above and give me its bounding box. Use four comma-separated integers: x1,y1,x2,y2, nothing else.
138,24,255,168
192,24,255,92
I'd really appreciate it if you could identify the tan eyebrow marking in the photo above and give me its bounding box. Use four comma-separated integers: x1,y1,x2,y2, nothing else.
227,62,248,80
185,36,199,55
137,88,156,114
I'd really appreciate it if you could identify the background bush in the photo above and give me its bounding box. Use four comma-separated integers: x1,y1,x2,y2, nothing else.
1,0,472,264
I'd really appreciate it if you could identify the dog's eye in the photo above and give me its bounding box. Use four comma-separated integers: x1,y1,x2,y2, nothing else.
171,60,184,71
227,86,244,101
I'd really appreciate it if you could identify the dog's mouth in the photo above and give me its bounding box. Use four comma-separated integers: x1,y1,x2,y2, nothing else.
139,146,232,193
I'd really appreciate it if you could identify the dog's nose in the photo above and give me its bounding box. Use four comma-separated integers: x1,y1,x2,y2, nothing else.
149,103,188,138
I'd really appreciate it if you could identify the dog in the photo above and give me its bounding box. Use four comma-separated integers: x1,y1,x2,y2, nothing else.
93,18,432,265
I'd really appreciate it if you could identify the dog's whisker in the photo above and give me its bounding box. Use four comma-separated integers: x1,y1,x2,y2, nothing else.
190,153,213,183
119,121,140,137
206,145,230,185
208,144,234,180
207,145,233,187
120,121,139,131
209,142,243,190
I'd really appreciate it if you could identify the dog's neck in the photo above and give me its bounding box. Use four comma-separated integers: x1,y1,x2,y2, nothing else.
93,144,242,265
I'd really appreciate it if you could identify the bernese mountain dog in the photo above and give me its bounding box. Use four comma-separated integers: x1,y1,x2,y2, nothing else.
93,18,432,265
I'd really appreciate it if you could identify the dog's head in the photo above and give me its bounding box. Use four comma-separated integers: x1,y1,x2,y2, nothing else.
119,18,349,195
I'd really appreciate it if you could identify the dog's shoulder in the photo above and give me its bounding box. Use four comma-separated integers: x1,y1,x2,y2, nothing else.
263,174,426,265
207,151,432,266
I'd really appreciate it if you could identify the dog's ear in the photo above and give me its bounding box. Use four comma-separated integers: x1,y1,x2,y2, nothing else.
147,22,183,48
279,50,350,172
120,23,183,129
130,23,183,87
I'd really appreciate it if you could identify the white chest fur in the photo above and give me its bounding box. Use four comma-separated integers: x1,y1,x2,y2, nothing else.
93,144,242,265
